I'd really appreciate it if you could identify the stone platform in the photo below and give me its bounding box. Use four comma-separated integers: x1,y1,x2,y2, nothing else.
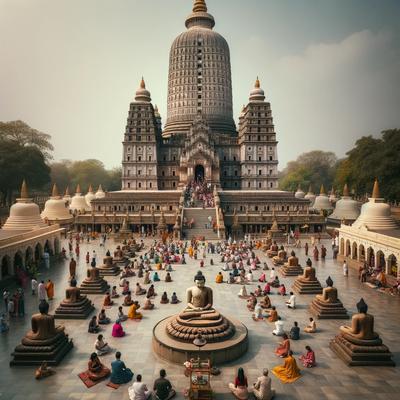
10,333,73,366
153,315,248,365
98,256,121,277
54,298,95,320
310,298,349,319
280,264,303,277
79,277,109,294
293,278,323,294
330,334,395,366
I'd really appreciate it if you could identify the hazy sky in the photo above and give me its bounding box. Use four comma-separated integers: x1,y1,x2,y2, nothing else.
1,0,399,169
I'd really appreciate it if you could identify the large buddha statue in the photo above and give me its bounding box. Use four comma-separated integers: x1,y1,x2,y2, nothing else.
272,246,287,266
330,298,394,366
10,300,73,366
266,241,279,258
280,250,303,277
55,279,94,319
166,271,235,343
292,259,322,294
310,277,348,319
98,255,121,276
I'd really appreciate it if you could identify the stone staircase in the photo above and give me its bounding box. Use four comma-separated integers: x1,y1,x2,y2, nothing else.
182,207,219,240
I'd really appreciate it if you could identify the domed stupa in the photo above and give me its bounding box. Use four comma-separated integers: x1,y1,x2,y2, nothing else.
313,184,334,213
304,185,316,206
95,184,105,199
351,179,400,232
135,77,151,103
69,184,91,213
329,187,337,204
63,186,71,204
41,183,73,225
328,184,360,225
85,184,96,208
295,184,305,199
163,0,236,137
2,180,46,231
249,77,265,102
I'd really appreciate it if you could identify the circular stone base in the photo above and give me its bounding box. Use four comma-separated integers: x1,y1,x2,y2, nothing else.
152,315,248,365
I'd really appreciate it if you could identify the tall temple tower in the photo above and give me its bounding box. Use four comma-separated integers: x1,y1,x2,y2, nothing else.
163,0,236,137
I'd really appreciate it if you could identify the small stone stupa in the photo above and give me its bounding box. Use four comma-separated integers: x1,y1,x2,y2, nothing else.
85,184,96,208
95,184,106,199
304,185,316,206
313,184,334,213
280,250,304,277
328,184,360,224
10,300,73,366
41,183,73,225
2,180,46,231
292,258,322,294
295,184,305,199
330,298,395,366
69,184,91,213
54,279,94,319
309,276,348,319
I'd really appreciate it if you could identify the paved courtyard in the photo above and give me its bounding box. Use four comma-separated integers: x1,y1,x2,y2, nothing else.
0,237,399,400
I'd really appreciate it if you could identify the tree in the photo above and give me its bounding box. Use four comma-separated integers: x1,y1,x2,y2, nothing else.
0,139,51,205
334,129,400,200
49,160,72,194
105,167,122,191
0,120,54,160
279,150,338,192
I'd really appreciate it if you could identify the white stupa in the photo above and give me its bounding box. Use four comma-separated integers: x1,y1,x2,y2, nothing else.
69,184,91,213
329,184,360,224
2,180,46,231
328,187,337,204
41,183,73,225
352,179,400,232
304,185,316,206
313,184,334,213
95,184,106,199
85,184,96,208
63,186,71,204
295,184,305,199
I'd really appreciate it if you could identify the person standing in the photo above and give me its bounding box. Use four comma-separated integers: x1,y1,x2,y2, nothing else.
3,289,10,311
343,261,348,277
31,277,38,295
69,257,77,278
45,279,54,300
38,281,46,301
43,251,50,269
253,369,275,400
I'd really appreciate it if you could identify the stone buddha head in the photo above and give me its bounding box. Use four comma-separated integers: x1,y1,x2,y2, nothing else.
326,276,333,287
306,258,312,267
357,298,368,314
70,278,77,288
39,300,50,314
291,250,295,257
194,271,206,288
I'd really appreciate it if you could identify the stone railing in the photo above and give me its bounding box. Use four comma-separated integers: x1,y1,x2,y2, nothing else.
0,225,63,248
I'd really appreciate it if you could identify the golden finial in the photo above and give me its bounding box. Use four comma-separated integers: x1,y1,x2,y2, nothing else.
20,179,29,199
330,186,335,195
372,178,381,199
255,76,260,88
97,184,103,191
88,184,93,192
76,184,81,194
65,185,70,196
343,183,349,197
140,77,145,89
193,0,207,13
52,183,59,197
308,184,313,194
320,184,326,195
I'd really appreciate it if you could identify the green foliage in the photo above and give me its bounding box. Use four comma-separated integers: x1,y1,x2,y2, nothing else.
335,130,400,200
50,159,121,193
279,150,338,192
0,120,54,160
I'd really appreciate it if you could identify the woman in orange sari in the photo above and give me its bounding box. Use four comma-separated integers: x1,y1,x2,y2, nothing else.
272,351,301,383
128,301,142,320
275,333,290,357
45,280,54,300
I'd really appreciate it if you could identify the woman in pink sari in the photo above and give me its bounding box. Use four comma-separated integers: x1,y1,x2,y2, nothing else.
299,345,316,367
112,320,126,337
263,282,271,295
275,334,290,357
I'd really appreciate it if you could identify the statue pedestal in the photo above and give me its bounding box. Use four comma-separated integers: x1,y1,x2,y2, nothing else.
10,332,73,366
309,298,348,319
80,269,109,294
266,249,278,258
152,315,248,365
54,297,94,320
330,334,395,366
280,264,303,277
98,256,121,277
292,278,322,294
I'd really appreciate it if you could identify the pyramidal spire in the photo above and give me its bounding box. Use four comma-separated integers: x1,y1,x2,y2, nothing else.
52,183,59,197
320,184,326,195
88,184,93,193
308,184,313,194
20,179,29,199
255,76,260,88
140,77,145,89
193,0,207,12
76,184,81,194
97,184,103,191
343,183,350,197
65,185,70,196
372,178,381,199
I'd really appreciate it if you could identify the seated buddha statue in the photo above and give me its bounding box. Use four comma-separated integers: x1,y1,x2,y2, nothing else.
114,246,124,260
167,271,234,343
23,300,65,343
287,251,299,266
64,279,86,303
298,259,316,281
316,276,338,303
86,266,100,281
340,298,379,341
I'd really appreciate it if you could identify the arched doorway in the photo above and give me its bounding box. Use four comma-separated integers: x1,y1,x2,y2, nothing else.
194,165,205,183
25,247,33,267
367,247,375,268
1,256,11,278
376,251,385,270
14,251,24,272
54,238,60,255
387,255,397,277
352,242,358,260
34,243,43,261
345,240,351,257
359,244,365,262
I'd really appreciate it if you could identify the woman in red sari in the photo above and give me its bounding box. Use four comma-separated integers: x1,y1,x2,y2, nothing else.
299,345,316,368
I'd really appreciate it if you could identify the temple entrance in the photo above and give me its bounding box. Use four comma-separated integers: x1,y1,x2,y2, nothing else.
195,165,205,183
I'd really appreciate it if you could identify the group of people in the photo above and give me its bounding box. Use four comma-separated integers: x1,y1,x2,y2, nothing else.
184,179,214,208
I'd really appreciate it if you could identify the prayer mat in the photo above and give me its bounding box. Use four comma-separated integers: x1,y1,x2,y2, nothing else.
106,381,120,389
78,372,99,388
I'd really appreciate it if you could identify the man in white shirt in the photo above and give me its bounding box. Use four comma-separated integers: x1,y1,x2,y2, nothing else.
272,317,284,336
31,278,38,295
128,374,151,400
253,369,275,400
286,292,296,309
